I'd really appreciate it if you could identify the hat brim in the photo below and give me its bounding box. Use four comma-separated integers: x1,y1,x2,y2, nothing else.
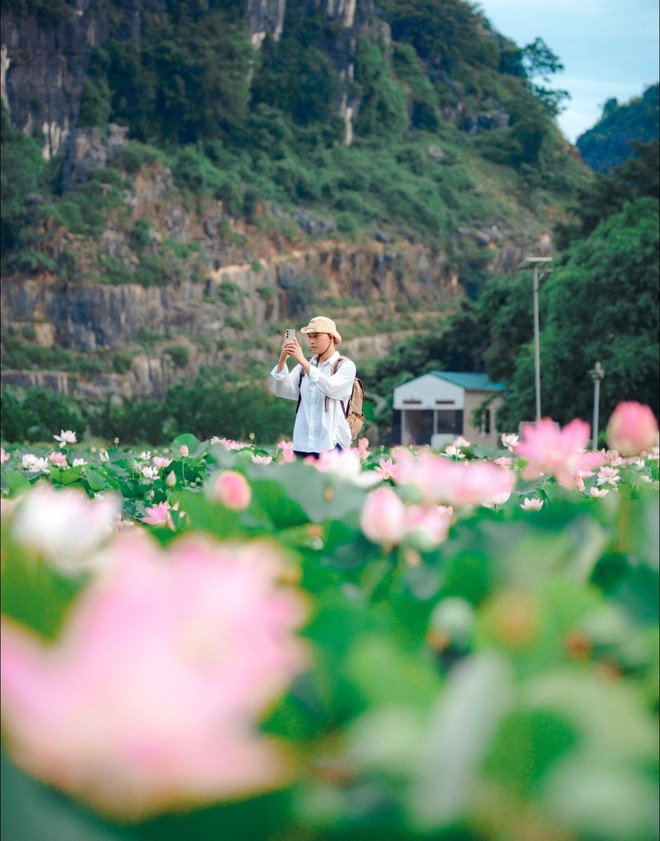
300,326,342,344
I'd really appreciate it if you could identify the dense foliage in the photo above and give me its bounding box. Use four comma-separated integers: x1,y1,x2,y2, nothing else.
1,414,658,840
577,83,659,173
1,378,298,447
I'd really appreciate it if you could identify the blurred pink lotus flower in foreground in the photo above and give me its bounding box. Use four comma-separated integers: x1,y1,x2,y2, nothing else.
392,451,516,508
404,504,453,550
313,449,381,487
9,484,120,573
606,401,659,457
1,533,308,820
354,437,370,459
360,487,453,550
514,418,604,489
141,501,175,529
212,471,252,510
360,486,408,548
375,457,395,481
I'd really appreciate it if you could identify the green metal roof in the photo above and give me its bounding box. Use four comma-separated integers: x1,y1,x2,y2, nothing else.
429,371,506,392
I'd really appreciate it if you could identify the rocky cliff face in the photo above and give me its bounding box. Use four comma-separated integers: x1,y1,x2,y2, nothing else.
1,0,555,403
1,0,383,159
1,0,112,159
0,120,551,401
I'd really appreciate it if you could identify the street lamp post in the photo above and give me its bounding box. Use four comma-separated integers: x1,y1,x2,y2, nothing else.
520,257,552,422
588,361,605,449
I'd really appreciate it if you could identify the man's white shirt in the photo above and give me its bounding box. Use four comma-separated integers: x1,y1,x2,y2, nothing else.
271,351,356,452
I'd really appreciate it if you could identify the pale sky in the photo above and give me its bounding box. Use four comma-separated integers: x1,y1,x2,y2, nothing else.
475,0,660,143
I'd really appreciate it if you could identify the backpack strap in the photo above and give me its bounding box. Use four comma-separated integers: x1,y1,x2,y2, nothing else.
325,356,350,416
295,357,313,414
296,356,353,417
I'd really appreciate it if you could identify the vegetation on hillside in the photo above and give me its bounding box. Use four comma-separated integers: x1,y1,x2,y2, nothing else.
363,140,659,436
577,83,659,173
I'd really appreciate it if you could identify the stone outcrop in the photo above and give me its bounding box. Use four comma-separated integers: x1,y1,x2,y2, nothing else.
1,0,112,158
1,0,386,159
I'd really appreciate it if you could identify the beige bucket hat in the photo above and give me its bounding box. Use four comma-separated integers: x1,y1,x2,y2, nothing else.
299,316,342,345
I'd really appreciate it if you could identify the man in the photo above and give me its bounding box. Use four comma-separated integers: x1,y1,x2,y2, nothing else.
271,316,356,459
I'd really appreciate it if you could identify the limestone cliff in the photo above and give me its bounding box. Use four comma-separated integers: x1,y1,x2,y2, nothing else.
1,0,560,403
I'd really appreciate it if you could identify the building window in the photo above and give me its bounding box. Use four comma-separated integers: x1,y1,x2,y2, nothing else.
483,408,491,435
436,409,463,435
403,410,434,445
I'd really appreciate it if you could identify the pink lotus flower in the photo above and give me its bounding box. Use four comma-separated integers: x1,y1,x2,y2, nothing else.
0,533,308,820
1,447,10,464
404,505,453,550
152,457,172,469
312,449,380,487
589,487,610,498
179,445,189,457
520,497,544,511
251,455,273,465
514,418,604,489
141,501,175,529
48,451,68,467
375,457,395,481
355,438,370,459
212,471,252,510
393,451,516,508
606,401,659,457
20,454,50,473
360,486,408,548
277,440,296,463
213,438,248,451
596,466,621,486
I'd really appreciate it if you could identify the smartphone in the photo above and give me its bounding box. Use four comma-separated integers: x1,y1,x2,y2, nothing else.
284,329,296,342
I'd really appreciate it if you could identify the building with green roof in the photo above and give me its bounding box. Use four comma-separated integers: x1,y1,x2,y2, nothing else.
392,371,507,448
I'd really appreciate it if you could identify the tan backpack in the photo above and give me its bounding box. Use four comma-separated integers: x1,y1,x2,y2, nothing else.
297,356,365,441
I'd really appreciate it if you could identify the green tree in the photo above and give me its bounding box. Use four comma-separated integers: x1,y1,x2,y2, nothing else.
499,197,659,429
105,8,253,144
0,106,46,254
392,43,440,131
385,0,492,71
577,84,659,173
1,387,87,443
251,33,343,129
165,378,296,444
353,39,408,139
556,140,660,248
88,396,168,446
520,37,570,117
